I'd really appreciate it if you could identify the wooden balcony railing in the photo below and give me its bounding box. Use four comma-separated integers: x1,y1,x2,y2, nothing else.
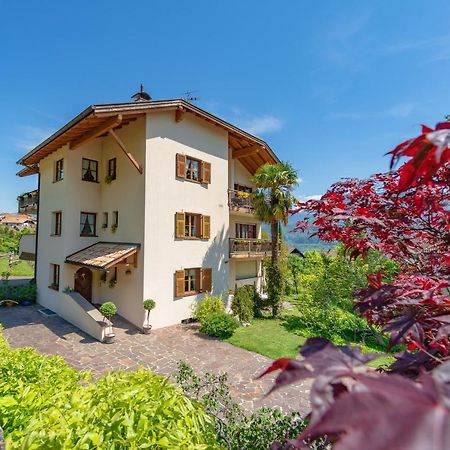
228,189,254,213
229,238,272,257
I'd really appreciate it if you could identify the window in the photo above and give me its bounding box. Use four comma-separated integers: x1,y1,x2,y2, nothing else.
185,214,200,238
175,213,210,239
113,211,119,227
102,212,108,229
175,268,212,297
234,183,252,194
50,264,60,290
52,211,62,236
80,212,97,236
82,158,98,182
236,223,257,239
176,154,211,184
108,158,117,180
186,157,200,181
55,159,64,182
184,268,198,293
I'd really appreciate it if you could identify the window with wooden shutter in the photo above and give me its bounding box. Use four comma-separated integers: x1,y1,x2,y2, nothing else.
201,215,211,239
201,161,211,184
176,153,186,179
175,270,185,296
200,268,212,293
175,212,185,238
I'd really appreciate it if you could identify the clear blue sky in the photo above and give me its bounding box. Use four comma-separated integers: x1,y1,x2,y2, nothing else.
1,0,450,212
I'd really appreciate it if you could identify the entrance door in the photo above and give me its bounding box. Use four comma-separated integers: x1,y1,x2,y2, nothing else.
74,267,93,302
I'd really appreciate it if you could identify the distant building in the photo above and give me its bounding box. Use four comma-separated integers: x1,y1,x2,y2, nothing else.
17,189,38,214
0,213,37,231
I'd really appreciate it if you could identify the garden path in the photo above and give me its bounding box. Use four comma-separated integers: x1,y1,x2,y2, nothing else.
1,305,311,414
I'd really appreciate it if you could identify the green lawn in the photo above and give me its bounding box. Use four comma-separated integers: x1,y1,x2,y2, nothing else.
226,311,395,368
0,257,34,277
227,318,306,359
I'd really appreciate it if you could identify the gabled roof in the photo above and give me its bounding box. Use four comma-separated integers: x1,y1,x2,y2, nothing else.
17,99,279,175
65,242,140,270
0,214,36,224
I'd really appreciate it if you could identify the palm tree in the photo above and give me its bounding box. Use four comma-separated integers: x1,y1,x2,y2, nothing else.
251,162,298,265
251,162,298,317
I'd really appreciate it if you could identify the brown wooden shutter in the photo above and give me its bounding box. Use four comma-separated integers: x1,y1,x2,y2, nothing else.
201,161,211,184
176,153,186,178
175,212,185,238
200,268,212,293
201,215,211,239
175,270,185,296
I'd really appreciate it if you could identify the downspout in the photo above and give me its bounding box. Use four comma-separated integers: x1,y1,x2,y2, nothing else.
34,171,41,281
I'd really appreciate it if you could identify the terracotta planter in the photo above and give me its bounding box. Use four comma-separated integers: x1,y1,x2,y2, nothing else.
103,333,116,344
0,300,18,307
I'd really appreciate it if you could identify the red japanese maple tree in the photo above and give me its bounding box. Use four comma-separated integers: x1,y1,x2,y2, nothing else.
259,123,450,449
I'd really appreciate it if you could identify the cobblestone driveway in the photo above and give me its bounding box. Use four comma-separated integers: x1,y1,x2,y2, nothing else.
0,305,310,413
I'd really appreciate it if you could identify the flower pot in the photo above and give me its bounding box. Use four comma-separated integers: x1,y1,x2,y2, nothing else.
103,333,116,344
142,325,152,335
0,300,18,307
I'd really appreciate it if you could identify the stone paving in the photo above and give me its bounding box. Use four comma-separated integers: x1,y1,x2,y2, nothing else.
0,305,311,414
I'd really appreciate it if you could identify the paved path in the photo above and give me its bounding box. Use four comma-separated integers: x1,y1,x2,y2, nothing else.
0,305,310,414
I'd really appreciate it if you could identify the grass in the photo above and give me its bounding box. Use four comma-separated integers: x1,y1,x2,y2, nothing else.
0,257,34,277
226,306,395,368
227,318,306,359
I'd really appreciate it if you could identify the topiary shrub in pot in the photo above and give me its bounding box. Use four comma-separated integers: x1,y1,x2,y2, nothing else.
99,301,117,344
143,299,156,334
200,311,239,339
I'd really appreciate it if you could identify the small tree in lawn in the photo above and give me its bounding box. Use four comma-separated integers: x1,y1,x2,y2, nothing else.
251,162,298,317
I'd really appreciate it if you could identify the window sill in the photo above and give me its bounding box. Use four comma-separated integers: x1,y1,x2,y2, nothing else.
48,285,59,291
80,234,98,238
52,179,63,184
50,234,62,237
81,179,99,183
180,290,200,297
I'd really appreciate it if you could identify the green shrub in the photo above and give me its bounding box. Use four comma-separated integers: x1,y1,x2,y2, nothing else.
200,312,239,339
193,293,224,323
176,362,310,450
232,286,255,323
143,298,156,311
99,301,117,319
0,328,217,449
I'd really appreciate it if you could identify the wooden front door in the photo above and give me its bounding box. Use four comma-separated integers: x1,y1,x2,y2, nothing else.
74,267,93,302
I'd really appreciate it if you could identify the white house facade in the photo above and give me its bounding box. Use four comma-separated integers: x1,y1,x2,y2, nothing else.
17,99,279,341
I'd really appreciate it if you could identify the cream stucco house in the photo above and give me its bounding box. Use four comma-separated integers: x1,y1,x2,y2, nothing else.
17,99,279,341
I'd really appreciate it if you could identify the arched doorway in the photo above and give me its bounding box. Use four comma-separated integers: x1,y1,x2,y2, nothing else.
74,267,93,302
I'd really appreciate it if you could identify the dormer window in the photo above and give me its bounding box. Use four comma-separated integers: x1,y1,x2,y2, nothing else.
82,158,98,182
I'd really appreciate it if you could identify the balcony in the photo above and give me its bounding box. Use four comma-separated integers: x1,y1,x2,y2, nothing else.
229,238,272,258
228,189,254,214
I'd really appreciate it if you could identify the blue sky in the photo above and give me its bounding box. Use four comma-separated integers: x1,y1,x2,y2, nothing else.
1,0,450,211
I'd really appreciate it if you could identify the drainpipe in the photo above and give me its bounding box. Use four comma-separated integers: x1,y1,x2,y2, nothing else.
34,172,41,282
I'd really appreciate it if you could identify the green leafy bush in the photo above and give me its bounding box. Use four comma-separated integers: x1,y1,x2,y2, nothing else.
200,312,239,339
232,286,255,323
99,301,117,319
0,282,36,303
176,362,311,450
193,293,224,323
285,247,399,350
143,298,156,311
0,328,217,449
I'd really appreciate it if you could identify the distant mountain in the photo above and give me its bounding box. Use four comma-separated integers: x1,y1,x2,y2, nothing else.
263,213,337,252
